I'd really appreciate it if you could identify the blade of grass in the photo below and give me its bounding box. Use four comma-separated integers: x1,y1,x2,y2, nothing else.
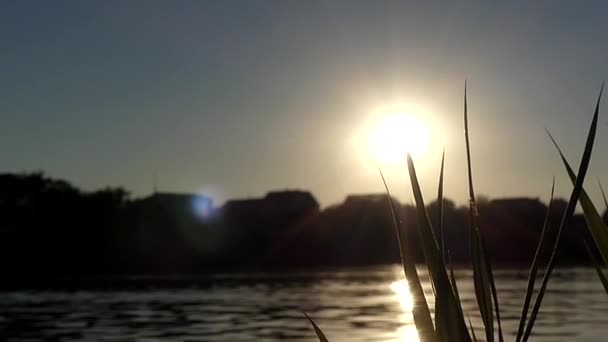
515,178,555,342
435,148,446,341
303,312,329,342
552,148,608,290
468,318,478,342
407,153,471,341
470,227,493,341
598,179,608,210
448,252,463,314
584,240,608,294
438,147,446,263
464,82,503,342
547,131,608,265
448,257,466,339
464,82,491,340
522,83,603,342
379,169,435,342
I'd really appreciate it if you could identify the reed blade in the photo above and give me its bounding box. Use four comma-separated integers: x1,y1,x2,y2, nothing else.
448,252,463,314
379,169,435,342
434,148,447,340
438,147,446,263
522,83,603,342
515,178,555,342
303,312,330,342
598,179,608,210
464,82,503,342
468,318,478,342
547,131,608,265
407,154,471,341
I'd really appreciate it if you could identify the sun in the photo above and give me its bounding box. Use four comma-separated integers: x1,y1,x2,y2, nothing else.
349,103,438,171
367,112,430,164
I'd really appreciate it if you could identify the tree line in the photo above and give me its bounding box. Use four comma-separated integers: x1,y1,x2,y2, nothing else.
0,173,602,285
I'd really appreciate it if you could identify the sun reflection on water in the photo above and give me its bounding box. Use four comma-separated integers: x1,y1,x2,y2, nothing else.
390,279,421,342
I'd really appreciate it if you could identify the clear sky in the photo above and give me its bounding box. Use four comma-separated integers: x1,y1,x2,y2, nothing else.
2,1,608,207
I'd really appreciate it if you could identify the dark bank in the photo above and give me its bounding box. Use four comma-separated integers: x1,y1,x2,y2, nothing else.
0,172,602,289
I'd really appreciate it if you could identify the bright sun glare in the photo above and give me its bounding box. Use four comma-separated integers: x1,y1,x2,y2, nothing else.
390,279,414,312
368,113,430,164
390,279,420,342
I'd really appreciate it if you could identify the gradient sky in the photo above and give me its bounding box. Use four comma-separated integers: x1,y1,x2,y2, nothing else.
2,1,608,207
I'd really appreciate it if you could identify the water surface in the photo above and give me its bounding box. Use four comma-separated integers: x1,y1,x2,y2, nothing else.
0,266,606,341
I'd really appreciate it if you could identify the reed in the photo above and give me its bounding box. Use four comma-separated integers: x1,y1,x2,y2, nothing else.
305,83,605,341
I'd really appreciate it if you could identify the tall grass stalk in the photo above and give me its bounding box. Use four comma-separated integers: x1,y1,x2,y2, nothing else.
305,83,604,342
464,83,504,342
597,179,608,210
520,84,603,342
437,148,446,263
407,152,472,341
515,178,555,342
303,312,329,342
380,169,435,341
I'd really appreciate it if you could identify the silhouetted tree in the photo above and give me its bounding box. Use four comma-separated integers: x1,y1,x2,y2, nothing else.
0,172,600,288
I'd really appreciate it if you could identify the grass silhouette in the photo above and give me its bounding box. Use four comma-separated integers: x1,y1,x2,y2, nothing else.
305,83,607,342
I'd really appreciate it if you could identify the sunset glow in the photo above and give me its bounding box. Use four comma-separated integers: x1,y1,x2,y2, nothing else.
368,113,429,164
390,279,415,312
3,2,608,342
390,279,420,342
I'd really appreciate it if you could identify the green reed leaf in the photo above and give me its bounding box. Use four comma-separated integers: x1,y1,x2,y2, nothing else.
547,130,608,265
515,178,555,342
435,148,447,341
468,318,478,342
464,82,503,342
448,252,463,314
598,179,608,210
438,147,446,263
407,153,471,342
303,312,329,342
522,83,603,342
380,169,435,342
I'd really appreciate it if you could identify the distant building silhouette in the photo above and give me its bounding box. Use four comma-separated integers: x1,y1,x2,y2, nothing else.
0,172,606,287
343,194,388,205
219,190,320,265
223,190,318,215
221,190,319,232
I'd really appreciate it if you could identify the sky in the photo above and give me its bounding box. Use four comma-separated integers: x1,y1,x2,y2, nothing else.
1,1,608,208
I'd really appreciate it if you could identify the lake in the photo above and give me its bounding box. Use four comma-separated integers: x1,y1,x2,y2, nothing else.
0,266,607,341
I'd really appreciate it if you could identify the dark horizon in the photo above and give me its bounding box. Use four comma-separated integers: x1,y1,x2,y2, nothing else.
0,170,582,210
0,171,603,291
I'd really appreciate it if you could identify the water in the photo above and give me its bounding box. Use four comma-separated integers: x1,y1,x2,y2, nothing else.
0,266,607,341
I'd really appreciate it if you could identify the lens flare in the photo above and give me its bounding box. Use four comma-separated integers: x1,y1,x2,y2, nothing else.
191,195,212,221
